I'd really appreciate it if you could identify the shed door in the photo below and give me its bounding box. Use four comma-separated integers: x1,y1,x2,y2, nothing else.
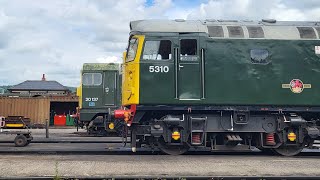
177,37,201,100
104,71,116,105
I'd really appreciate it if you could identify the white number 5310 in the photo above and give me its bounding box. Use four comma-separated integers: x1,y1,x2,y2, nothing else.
149,66,169,73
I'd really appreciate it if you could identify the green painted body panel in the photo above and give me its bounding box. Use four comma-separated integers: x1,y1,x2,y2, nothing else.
140,62,175,102
139,34,320,106
204,39,320,105
178,62,201,99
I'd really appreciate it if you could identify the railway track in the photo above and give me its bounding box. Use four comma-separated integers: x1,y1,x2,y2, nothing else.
0,139,125,143
0,142,319,156
0,130,319,155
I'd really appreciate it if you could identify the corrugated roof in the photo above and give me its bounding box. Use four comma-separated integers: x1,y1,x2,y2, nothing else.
8,80,69,91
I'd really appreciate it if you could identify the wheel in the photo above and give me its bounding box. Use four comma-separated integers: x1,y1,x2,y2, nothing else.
273,145,304,156
157,137,190,155
14,135,28,147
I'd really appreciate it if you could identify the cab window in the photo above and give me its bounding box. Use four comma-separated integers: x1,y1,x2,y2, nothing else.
126,38,139,62
180,39,198,61
82,73,102,86
142,40,172,60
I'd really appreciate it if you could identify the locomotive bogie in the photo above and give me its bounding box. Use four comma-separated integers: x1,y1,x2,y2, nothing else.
129,108,317,155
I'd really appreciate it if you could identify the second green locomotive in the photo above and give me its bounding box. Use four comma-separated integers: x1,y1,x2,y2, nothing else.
77,63,121,135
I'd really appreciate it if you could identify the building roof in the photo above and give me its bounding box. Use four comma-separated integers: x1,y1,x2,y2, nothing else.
130,19,320,40
8,80,69,91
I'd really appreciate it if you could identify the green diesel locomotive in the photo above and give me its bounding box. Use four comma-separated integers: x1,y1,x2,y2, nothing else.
77,63,121,135
114,19,320,156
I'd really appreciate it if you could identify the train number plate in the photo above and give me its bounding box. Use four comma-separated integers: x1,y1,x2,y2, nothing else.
149,65,169,73
85,97,99,101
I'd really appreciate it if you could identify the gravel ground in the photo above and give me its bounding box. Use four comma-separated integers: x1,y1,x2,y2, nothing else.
0,154,319,178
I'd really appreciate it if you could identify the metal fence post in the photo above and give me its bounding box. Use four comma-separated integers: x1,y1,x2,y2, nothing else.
45,119,49,138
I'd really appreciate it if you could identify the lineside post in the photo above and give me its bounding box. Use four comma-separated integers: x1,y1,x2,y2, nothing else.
45,119,49,138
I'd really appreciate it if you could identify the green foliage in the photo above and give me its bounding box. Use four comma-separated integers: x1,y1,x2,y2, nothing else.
66,86,76,93
0,86,12,93
53,161,61,180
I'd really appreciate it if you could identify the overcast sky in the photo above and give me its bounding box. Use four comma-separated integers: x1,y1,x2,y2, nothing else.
0,0,320,86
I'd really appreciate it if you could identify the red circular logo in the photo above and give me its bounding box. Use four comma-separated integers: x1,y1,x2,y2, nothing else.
290,79,304,93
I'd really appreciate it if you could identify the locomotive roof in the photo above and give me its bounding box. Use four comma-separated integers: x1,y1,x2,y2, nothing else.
82,63,120,71
130,19,320,40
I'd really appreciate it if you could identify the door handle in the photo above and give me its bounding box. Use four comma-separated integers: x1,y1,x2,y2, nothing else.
105,87,109,93
179,65,184,70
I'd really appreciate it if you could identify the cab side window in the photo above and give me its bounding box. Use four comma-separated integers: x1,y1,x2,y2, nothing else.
180,39,198,61
126,38,139,62
82,73,102,86
142,40,172,60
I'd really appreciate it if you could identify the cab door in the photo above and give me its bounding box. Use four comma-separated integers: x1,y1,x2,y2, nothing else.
176,36,201,100
103,71,117,106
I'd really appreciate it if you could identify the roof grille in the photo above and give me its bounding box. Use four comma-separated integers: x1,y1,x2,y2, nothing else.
218,20,238,22
207,26,224,38
227,26,244,38
297,27,316,39
262,19,276,23
247,26,264,38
